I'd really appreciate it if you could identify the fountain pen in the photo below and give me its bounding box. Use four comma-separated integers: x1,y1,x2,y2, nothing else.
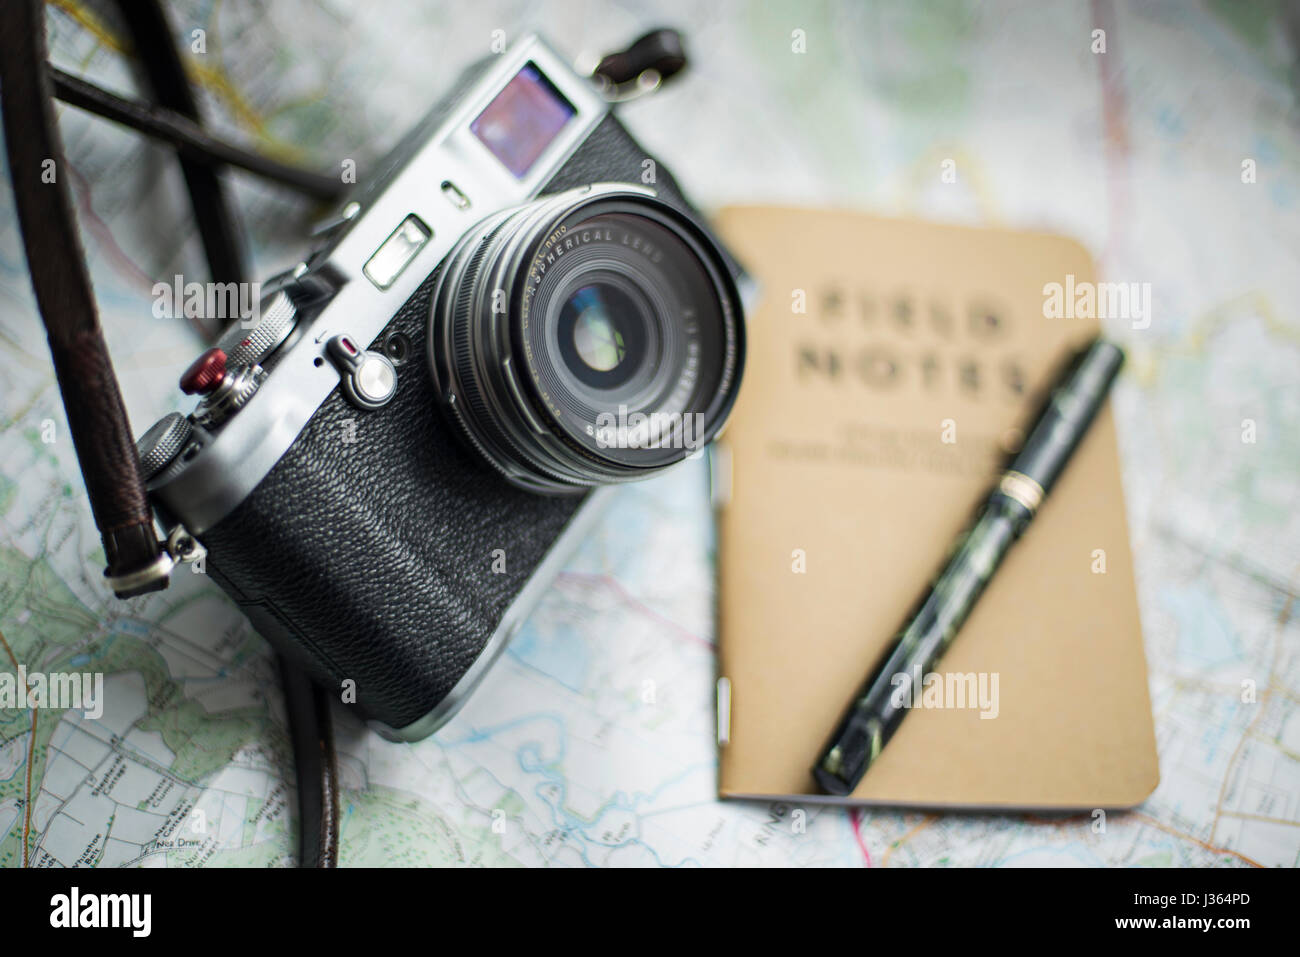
812,338,1126,796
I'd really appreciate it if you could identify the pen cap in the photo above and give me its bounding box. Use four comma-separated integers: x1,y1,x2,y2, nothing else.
1007,339,1124,497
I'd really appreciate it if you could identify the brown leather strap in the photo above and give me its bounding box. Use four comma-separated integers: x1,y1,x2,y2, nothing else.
280,657,342,867
1,0,168,597
48,66,345,201
114,0,247,303
4,0,341,870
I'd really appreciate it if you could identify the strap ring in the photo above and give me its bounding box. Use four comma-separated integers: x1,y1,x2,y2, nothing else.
104,551,175,595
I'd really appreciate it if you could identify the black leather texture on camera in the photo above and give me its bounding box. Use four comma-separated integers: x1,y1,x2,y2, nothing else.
201,112,743,732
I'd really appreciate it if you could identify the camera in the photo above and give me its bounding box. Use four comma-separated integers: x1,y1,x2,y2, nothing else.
134,34,748,739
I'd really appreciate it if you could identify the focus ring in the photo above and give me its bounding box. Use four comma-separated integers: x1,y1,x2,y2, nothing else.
448,218,590,489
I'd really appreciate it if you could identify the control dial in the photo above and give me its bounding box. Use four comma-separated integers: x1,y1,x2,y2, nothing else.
219,290,299,368
136,412,194,481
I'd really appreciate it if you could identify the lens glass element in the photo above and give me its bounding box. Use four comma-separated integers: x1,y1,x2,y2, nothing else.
560,284,639,384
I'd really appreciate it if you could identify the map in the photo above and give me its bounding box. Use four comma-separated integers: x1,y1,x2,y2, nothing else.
1,0,1296,867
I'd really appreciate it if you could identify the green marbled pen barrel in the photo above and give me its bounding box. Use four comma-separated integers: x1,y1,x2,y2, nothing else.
813,338,1125,796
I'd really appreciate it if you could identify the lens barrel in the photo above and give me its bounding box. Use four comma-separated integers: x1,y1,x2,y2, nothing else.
429,184,744,494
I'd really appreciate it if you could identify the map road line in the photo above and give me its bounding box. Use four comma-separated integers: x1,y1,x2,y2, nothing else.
0,626,36,867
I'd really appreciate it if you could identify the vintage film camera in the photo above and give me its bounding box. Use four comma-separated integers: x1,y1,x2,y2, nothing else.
135,35,749,738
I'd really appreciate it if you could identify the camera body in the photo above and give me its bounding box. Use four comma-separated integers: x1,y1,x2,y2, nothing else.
138,35,748,739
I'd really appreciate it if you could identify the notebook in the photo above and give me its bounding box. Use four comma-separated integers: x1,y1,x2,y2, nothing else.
713,206,1159,809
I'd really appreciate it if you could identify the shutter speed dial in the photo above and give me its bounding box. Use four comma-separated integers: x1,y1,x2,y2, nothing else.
218,290,299,369
148,288,302,477
177,289,300,430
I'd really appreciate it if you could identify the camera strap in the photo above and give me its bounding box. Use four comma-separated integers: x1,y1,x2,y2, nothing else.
1,0,170,598
2,0,340,868
113,0,246,295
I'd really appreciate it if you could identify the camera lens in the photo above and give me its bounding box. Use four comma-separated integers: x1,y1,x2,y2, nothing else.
429,185,744,493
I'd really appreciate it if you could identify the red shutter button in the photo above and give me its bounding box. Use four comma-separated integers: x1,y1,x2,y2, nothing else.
180,348,228,395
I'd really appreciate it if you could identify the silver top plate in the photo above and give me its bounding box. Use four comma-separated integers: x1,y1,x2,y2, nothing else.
154,36,610,533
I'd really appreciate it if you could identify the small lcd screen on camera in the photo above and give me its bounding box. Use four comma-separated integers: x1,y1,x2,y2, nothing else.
472,63,575,178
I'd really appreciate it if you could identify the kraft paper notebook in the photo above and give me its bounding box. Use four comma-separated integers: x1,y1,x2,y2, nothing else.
713,206,1159,810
